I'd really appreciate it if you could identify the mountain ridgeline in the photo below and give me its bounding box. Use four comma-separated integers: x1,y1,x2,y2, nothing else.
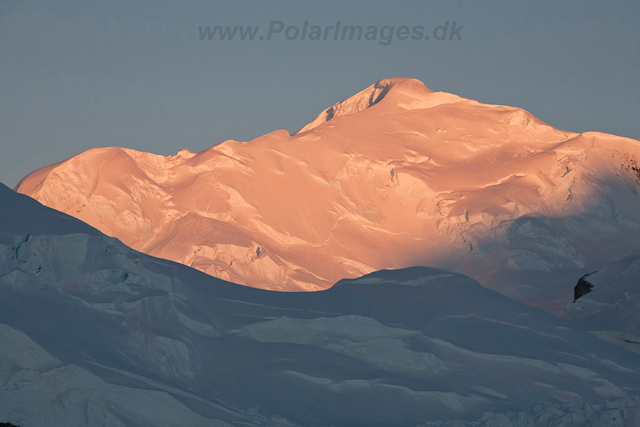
15,77,640,313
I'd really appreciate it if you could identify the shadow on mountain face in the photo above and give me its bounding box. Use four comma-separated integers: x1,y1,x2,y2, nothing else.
450,172,640,314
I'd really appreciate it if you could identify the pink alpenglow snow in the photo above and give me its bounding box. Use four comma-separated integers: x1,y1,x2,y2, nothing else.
16,78,640,312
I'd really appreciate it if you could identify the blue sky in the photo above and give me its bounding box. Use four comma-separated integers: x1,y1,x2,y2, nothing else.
1,0,639,187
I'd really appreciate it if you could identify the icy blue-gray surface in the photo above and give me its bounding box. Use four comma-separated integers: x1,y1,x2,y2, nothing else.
1,183,640,426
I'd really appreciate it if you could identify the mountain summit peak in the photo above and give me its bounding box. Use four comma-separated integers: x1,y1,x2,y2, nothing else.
296,77,448,133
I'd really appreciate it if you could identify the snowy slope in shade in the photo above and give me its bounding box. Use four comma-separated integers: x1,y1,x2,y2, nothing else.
0,325,236,427
15,77,640,312
2,184,640,427
565,252,640,354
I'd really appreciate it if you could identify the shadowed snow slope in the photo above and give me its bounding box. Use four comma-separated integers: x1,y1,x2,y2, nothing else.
565,252,640,354
15,77,640,312
2,183,640,426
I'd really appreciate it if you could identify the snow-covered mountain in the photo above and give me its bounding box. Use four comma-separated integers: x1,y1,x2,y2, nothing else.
566,252,640,354
15,78,640,312
2,183,640,427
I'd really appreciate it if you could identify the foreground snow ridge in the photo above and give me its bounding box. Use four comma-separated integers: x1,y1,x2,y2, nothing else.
15,77,640,314
1,184,640,426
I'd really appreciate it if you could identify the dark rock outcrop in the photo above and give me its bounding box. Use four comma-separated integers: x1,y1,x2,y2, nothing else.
573,272,596,302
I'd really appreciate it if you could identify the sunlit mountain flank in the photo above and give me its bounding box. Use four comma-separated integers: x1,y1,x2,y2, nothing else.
16,78,640,315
